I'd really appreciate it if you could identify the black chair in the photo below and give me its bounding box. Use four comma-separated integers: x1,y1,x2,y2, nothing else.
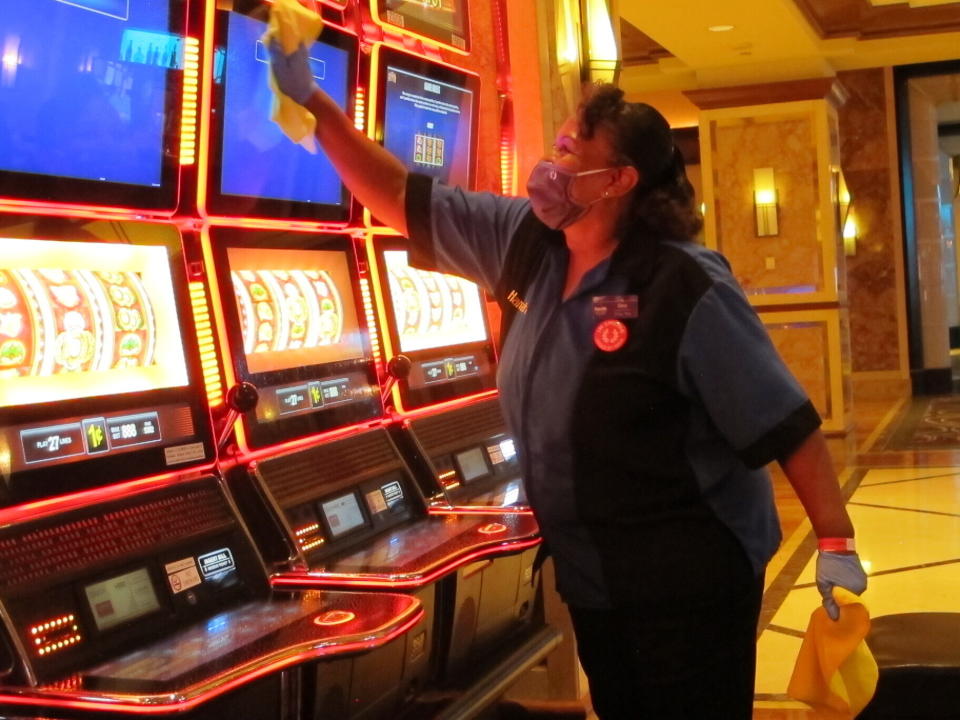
857,613,960,719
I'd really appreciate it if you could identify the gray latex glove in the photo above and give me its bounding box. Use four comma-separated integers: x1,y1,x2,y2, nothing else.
267,40,318,105
816,550,868,621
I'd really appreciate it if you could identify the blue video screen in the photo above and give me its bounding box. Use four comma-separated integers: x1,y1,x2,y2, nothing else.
219,12,350,207
0,0,176,188
382,64,473,188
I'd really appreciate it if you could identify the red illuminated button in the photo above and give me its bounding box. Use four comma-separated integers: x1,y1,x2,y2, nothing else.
478,523,507,535
314,610,356,626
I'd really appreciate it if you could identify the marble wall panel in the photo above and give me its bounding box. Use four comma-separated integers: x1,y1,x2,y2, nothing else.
711,116,823,295
765,320,831,421
837,69,903,373
844,167,902,372
837,69,889,173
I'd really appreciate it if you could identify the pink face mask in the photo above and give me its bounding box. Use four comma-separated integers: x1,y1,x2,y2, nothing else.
525,160,616,230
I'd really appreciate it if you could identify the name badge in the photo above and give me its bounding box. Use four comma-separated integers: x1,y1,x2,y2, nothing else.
592,295,639,320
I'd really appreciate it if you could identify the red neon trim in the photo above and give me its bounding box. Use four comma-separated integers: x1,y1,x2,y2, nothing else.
392,389,499,421
0,610,423,715
270,537,542,590
0,199,174,221
0,467,216,527
203,214,353,231
235,417,391,465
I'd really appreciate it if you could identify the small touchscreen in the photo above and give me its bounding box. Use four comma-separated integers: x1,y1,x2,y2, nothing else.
84,567,161,632
320,492,367,538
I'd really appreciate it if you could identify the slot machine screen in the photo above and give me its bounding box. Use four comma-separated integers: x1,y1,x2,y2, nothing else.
372,239,495,411
0,232,215,504
0,0,185,210
373,45,478,190
209,228,381,449
207,11,357,221
372,0,470,53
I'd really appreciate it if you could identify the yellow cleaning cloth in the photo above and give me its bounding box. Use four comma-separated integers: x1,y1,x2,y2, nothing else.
787,588,879,719
262,0,324,152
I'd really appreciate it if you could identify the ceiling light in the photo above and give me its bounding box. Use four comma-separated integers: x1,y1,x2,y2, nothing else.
708,24,735,32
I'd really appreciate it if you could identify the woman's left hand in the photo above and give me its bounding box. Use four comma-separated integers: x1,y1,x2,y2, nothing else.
816,551,868,620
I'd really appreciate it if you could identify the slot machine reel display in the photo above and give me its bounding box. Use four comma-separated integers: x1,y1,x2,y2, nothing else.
0,268,159,379
373,246,494,411
385,251,486,358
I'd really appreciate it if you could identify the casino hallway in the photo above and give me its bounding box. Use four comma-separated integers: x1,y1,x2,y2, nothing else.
753,393,960,718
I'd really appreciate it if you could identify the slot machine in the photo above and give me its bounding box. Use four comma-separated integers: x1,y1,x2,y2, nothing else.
199,5,550,717
357,38,546,699
0,2,424,717
364,44,527,512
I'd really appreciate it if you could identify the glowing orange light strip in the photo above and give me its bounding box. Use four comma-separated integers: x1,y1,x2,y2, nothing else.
363,233,401,405
428,505,533,516
189,281,224,407
179,37,201,165
354,85,367,133
0,610,424,715
271,536,541,590
358,276,383,376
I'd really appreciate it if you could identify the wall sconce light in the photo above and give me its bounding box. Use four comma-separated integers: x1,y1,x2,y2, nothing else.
753,167,778,237
581,0,620,84
842,213,858,257
837,170,852,230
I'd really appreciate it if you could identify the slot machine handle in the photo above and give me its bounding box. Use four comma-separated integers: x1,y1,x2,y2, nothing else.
381,355,412,408
218,382,260,453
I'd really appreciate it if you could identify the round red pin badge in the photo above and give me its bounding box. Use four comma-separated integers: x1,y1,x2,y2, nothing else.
593,319,628,352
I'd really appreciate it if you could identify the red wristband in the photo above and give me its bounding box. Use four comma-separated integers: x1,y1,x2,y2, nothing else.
818,537,855,552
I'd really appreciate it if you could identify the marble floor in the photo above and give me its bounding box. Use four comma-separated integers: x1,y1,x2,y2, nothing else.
754,396,960,718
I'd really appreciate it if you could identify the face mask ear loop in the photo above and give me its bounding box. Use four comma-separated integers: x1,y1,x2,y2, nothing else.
567,166,619,207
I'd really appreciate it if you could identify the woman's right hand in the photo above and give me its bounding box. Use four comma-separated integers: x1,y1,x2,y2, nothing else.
267,40,319,105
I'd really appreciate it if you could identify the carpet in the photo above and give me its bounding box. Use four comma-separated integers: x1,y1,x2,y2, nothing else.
883,395,960,449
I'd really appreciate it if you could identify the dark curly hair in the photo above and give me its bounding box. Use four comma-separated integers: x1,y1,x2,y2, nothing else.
579,84,702,242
